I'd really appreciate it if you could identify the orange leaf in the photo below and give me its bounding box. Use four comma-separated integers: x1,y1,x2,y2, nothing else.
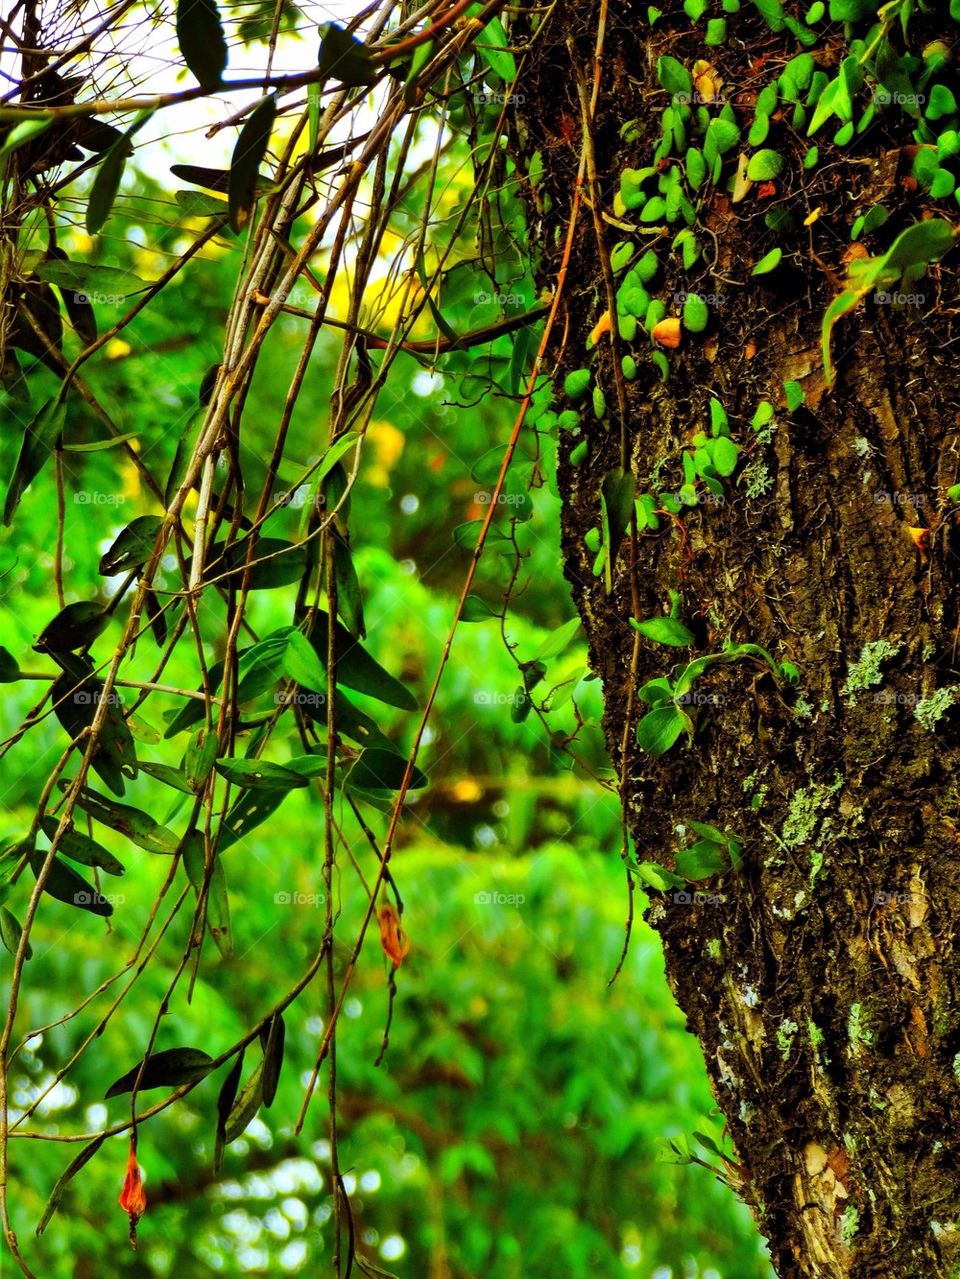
118,1141,146,1223
652,317,682,348
587,309,612,348
377,903,410,967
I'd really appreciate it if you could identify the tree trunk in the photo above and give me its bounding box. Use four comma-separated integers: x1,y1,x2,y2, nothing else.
513,3,960,1275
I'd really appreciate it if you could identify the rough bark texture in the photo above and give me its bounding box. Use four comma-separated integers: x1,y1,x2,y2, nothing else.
513,3,960,1276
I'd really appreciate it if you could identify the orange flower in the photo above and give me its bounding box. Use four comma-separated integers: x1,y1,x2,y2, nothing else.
118,1141,147,1223
377,903,410,968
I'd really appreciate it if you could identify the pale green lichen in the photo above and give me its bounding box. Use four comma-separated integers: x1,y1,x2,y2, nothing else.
847,1003,873,1055
808,1019,829,1065
840,1205,860,1243
707,938,722,961
782,775,842,849
914,686,960,732
952,1051,960,1081
741,458,775,499
841,639,903,704
777,1018,799,1060
792,695,814,719
852,436,872,457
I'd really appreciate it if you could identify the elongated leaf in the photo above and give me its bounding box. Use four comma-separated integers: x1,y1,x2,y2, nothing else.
214,758,309,791
346,748,427,791
318,22,376,87
86,110,152,235
39,817,125,875
34,260,147,298
66,784,180,853
202,535,306,589
307,611,416,710
0,907,32,960
0,647,19,682
171,163,276,194
260,1013,285,1108
35,1135,107,1237
215,1049,245,1172
474,14,517,83
224,1058,264,1142
177,0,228,91
675,841,729,880
3,397,66,527
219,788,287,850
62,432,140,453
0,115,53,160
184,727,218,793
182,830,232,957
531,616,582,662
636,704,690,756
29,851,113,916
228,94,276,233
138,761,193,793
51,665,137,796
601,468,636,593
105,1046,214,1098
34,601,108,653
332,531,365,637
631,616,695,646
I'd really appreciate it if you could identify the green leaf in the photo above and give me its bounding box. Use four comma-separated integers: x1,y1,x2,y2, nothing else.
67,784,180,853
682,293,708,332
215,1049,245,1172
214,757,309,791
531,616,582,662
821,288,863,386
657,56,692,100
747,149,784,181
346,748,427,791
307,81,322,153
784,380,805,411
29,851,113,917
224,1059,264,1142
51,663,137,797
98,515,162,576
0,908,32,960
637,704,690,755
600,468,636,593
318,22,376,87
306,611,417,710
332,531,366,638
203,535,306,590
176,0,228,91
3,397,66,527
34,260,147,299
634,861,686,891
182,830,232,956
228,94,276,233
707,436,740,477
105,1047,214,1098
0,115,53,159
638,676,674,705
138,762,193,794
461,594,500,622
675,842,729,879
630,616,695,646
39,818,124,875
219,789,287,850
260,1013,286,1108
86,111,152,235
34,601,109,653
184,727,219,793
752,247,782,275
0,647,20,683
474,14,517,82
35,1136,107,1237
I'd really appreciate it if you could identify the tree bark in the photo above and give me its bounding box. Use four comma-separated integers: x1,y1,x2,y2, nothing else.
513,3,960,1275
